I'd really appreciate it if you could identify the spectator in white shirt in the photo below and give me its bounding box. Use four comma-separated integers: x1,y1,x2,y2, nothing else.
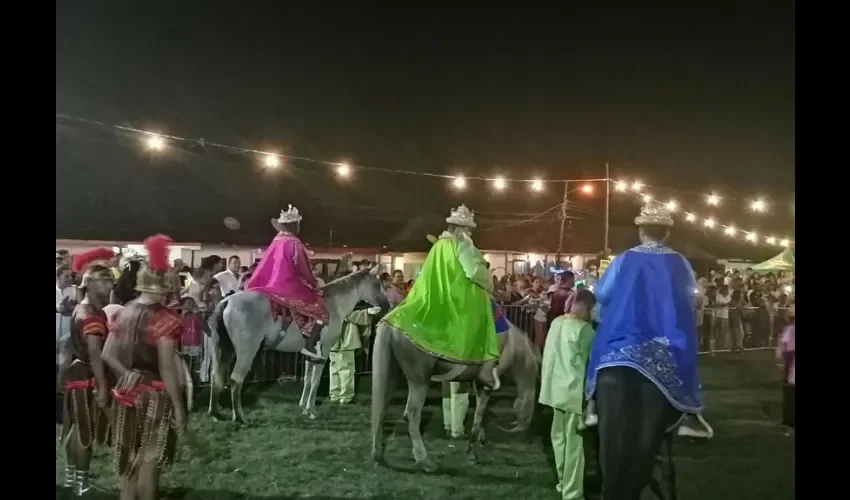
55,265,77,364
714,284,731,351
214,255,242,298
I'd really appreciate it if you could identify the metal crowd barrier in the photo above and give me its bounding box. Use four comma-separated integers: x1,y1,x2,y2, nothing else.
180,304,793,387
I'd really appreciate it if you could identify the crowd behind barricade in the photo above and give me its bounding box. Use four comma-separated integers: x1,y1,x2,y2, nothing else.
56,249,793,388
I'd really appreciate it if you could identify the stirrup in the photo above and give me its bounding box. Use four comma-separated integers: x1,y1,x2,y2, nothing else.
677,413,714,439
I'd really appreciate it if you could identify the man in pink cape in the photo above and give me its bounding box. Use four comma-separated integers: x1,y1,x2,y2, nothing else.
245,205,329,359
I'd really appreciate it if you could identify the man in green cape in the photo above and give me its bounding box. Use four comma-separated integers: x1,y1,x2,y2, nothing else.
383,204,501,384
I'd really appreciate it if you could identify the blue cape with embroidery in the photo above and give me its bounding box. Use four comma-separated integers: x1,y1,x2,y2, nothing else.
585,242,704,413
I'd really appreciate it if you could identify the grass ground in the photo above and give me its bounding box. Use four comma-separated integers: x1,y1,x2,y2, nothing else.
56,350,794,499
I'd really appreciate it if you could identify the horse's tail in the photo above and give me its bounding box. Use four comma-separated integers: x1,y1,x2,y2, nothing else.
207,299,233,387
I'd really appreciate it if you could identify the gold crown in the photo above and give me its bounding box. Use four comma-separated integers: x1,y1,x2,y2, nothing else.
634,200,674,227
446,204,477,228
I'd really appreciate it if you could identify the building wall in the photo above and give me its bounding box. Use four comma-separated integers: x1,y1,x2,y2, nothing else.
57,239,596,276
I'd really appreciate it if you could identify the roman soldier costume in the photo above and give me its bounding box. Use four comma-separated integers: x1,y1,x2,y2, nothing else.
60,247,115,496
109,235,186,481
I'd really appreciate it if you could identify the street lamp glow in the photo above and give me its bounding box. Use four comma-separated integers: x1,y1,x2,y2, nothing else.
146,135,165,151
642,194,652,203
724,226,736,236
264,154,280,168
493,177,507,190
530,179,544,192
581,183,593,194
703,218,715,228
665,200,678,211
779,238,790,247
706,193,720,206
614,181,627,192
750,199,767,212
766,236,777,245
631,181,643,192
745,232,757,242
452,176,467,190
685,213,697,222
336,162,351,178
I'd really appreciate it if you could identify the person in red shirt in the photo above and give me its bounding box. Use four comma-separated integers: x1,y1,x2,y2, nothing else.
549,270,577,319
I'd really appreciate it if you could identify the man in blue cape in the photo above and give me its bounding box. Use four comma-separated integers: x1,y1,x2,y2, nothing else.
585,200,705,499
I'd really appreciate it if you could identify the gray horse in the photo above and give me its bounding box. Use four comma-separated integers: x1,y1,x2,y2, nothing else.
371,321,539,472
207,265,389,423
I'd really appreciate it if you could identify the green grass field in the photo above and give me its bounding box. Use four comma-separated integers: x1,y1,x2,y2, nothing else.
56,350,794,499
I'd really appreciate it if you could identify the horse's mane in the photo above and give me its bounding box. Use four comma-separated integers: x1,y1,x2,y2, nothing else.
321,267,372,295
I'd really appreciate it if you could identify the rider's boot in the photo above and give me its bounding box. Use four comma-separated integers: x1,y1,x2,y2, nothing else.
479,360,501,391
300,321,325,360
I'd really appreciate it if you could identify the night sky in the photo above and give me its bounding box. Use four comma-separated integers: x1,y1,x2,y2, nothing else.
56,3,795,258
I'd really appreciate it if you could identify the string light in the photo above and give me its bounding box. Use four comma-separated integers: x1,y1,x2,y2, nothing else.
58,114,796,249
336,162,351,178
264,154,280,168
146,135,165,151
750,199,767,212
618,180,793,248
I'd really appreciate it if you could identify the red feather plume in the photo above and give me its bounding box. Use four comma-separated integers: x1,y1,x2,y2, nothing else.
144,234,173,272
71,247,115,273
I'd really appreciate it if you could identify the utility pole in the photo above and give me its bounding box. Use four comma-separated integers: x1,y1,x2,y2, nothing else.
556,180,569,267
604,163,610,257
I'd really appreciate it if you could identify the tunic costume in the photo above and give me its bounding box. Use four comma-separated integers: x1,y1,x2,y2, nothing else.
111,302,184,477
246,231,328,337
539,314,595,499
383,206,502,364
328,305,376,403
109,234,185,478
60,305,112,450
59,248,117,453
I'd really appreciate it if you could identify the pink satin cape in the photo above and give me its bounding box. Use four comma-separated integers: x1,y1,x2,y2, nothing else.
245,232,328,322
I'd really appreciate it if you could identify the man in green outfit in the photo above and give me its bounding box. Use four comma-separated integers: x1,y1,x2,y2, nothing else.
383,204,501,388
539,289,597,499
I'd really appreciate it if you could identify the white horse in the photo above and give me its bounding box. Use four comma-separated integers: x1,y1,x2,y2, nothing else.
206,265,389,423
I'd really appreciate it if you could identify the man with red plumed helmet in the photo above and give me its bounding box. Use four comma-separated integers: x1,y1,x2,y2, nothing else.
102,234,188,500
59,247,115,496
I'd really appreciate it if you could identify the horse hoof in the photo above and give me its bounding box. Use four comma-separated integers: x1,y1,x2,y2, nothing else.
209,411,226,422
418,459,438,473
467,453,479,464
308,411,318,420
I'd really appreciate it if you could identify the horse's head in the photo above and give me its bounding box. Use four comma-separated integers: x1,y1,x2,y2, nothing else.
324,264,391,314
354,264,391,312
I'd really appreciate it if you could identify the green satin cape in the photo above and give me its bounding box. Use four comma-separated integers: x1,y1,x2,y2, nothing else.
384,238,499,363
